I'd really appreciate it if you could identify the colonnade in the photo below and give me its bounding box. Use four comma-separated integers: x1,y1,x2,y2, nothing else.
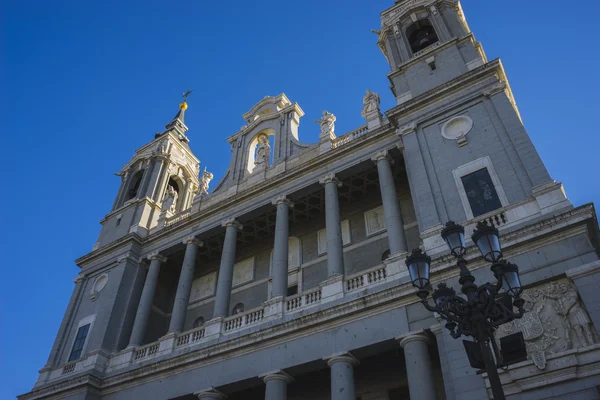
193,333,438,400
127,149,408,347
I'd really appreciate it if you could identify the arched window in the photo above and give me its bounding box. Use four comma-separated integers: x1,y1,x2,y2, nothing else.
126,170,144,201
193,317,204,328
232,303,245,316
381,249,391,262
406,19,439,54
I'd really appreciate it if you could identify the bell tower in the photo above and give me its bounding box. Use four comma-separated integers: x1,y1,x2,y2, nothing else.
377,0,486,104
94,94,201,249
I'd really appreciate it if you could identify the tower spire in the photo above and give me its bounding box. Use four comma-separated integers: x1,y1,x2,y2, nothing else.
163,90,192,143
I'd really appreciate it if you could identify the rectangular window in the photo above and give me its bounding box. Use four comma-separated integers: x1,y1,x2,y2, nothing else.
461,168,502,217
287,284,298,296
68,324,90,362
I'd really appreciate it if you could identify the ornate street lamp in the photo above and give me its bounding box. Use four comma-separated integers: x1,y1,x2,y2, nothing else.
405,221,526,400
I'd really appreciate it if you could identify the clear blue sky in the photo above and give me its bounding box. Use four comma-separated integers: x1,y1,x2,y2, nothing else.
1,0,599,397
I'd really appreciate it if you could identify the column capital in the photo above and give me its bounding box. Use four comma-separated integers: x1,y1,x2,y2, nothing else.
194,387,227,400
397,121,417,136
397,331,431,348
259,369,294,384
117,253,133,264
319,173,342,187
222,217,243,230
73,274,86,284
371,149,392,164
324,351,359,367
272,195,294,207
182,236,203,247
147,252,167,263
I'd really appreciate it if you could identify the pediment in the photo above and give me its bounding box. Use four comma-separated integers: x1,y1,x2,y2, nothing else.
242,94,292,124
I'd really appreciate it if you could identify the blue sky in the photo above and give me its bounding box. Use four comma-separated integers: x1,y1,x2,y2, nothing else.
1,0,599,397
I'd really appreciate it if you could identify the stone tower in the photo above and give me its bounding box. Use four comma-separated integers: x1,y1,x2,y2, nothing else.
95,98,201,249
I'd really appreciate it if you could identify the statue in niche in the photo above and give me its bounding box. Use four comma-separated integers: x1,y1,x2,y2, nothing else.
162,185,178,213
361,89,380,117
495,278,596,370
254,134,271,169
199,168,214,196
314,110,336,138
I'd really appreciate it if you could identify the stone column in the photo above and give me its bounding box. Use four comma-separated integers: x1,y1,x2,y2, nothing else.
372,150,408,256
128,252,166,347
213,218,243,318
138,159,155,199
168,237,202,333
272,196,294,298
319,174,344,277
326,352,359,400
260,370,294,400
399,333,438,400
195,388,227,400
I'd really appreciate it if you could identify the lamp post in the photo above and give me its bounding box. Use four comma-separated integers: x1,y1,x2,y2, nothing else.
405,221,526,400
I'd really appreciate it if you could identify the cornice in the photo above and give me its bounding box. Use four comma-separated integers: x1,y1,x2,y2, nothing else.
75,233,143,269
388,35,475,78
385,58,504,125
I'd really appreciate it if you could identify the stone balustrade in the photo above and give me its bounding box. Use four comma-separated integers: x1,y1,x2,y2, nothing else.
46,258,404,382
134,343,160,360
165,208,192,227
332,125,369,149
345,265,388,292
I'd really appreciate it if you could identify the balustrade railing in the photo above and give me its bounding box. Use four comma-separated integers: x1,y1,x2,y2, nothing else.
165,209,192,227
175,327,205,348
223,305,266,333
345,265,387,292
62,363,76,375
332,125,369,149
286,287,323,312
134,342,160,361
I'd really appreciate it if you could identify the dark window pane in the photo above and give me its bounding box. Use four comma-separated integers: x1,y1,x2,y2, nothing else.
287,285,298,296
461,168,502,217
68,324,90,362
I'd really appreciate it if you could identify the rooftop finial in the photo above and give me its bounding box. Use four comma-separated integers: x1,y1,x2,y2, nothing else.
180,89,193,111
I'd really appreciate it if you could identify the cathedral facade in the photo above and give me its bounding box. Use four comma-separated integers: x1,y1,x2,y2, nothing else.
20,1,600,399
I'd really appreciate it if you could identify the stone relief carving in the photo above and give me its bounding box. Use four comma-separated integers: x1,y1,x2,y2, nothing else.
365,206,386,236
190,272,217,301
199,168,214,196
315,110,336,139
496,278,597,370
162,185,178,214
254,134,271,170
318,220,351,255
361,89,380,117
233,257,255,286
